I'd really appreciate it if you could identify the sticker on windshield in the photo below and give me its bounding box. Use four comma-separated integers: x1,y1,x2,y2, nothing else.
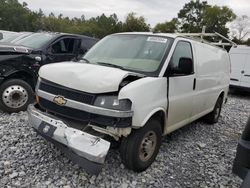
147,37,168,43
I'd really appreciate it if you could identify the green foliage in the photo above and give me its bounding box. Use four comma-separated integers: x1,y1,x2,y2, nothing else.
177,0,209,33
0,1,149,38
154,18,178,33
202,5,236,36
0,0,40,31
0,0,243,41
177,0,236,37
122,13,150,32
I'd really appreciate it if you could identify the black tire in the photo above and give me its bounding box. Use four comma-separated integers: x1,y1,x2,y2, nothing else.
204,96,223,124
120,119,162,172
0,79,34,113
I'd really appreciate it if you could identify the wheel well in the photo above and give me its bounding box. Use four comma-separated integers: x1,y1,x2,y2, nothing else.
219,91,224,100
5,72,35,90
150,110,165,133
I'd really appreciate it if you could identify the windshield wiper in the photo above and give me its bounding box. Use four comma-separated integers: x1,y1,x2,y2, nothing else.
96,62,125,70
79,57,90,63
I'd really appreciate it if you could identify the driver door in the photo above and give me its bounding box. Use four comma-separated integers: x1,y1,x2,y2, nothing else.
46,37,80,63
166,41,196,132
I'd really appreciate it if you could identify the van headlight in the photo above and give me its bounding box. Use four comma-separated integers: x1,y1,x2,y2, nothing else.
94,96,132,111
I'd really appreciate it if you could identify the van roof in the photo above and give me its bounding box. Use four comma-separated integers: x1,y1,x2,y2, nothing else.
229,45,250,54
114,32,179,38
114,32,227,51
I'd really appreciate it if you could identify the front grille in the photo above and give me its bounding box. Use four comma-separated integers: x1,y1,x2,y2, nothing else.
39,98,91,122
38,97,132,127
39,79,95,105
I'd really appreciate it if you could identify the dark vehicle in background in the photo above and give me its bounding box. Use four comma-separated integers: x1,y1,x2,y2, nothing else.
0,32,98,113
0,32,33,44
233,116,250,188
0,30,17,41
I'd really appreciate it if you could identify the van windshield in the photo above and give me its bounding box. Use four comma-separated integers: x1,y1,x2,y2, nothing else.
83,34,173,75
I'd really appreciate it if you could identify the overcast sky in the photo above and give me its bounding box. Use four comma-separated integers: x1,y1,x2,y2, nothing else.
19,0,250,26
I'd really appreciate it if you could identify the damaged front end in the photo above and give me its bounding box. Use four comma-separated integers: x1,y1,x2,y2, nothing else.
28,104,111,175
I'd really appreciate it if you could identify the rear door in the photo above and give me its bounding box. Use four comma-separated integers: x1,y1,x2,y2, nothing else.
166,40,196,132
230,53,246,85
240,54,250,88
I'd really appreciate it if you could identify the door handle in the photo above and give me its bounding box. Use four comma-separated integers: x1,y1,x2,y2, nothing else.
193,78,196,90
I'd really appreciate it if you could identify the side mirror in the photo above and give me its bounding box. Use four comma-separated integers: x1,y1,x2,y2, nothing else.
178,57,193,75
0,33,3,40
165,57,193,76
35,56,42,62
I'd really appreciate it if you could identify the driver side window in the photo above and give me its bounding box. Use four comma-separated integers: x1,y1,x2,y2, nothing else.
170,41,193,69
166,41,194,76
50,38,76,54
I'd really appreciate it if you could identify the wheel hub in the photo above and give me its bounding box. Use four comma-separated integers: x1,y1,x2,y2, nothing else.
139,131,157,162
2,85,28,109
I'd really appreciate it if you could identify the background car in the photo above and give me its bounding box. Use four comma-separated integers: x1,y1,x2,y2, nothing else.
0,32,98,113
0,32,33,44
0,30,18,41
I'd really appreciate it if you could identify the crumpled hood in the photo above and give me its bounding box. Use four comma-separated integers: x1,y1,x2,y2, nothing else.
39,62,142,93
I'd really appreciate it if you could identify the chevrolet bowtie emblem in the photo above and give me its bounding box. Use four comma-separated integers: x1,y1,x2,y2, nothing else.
53,95,67,106
43,125,50,133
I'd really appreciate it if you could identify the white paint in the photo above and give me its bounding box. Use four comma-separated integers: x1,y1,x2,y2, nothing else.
119,77,167,128
230,45,250,89
39,62,141,93
37,32,230,137
28,105,110,164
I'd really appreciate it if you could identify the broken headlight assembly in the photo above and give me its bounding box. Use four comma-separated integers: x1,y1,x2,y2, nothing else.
94,96,132,111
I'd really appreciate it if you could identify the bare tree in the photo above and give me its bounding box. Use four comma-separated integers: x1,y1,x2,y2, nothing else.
229,15,250,41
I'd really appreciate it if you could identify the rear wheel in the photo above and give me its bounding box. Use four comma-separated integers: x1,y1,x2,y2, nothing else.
204,96,223,124
120,119,162,172
0,79,33,113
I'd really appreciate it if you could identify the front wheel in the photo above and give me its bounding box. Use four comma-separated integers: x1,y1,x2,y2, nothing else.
0,79,34,113
120,119,162,172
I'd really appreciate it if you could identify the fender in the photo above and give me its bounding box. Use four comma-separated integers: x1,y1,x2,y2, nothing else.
141,108,167,134
0,65,19,77
119,77,168,128
0,65,36,87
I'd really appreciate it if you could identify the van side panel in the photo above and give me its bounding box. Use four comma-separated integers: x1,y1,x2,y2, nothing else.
230,53,246,85
192,42,230,119
229,46,250,89
240,54,250,87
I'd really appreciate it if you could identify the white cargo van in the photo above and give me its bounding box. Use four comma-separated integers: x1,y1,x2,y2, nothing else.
28,33,230,174
230,45,250,90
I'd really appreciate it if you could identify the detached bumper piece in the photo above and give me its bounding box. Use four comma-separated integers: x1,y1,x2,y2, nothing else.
28,104,110,175
233,117,250,188
233,139,250,179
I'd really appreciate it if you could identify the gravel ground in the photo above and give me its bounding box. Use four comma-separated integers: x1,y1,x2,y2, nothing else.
0,93,249,188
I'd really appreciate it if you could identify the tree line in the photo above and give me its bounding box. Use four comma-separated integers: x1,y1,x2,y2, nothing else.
0,0,249,44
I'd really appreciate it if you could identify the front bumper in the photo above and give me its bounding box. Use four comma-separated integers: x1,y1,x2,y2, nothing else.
28,104,111,174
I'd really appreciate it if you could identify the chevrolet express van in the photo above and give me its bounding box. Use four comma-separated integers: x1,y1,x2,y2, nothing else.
230,45,250,91
28,33,230,174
